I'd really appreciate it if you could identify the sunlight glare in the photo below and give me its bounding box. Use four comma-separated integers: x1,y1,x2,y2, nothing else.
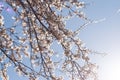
102,58,120,80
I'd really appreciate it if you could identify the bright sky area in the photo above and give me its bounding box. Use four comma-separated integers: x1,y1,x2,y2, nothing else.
80,0,120,80
0,0,120,80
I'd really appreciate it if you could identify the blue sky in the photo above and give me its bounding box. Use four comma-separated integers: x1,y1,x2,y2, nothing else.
0,0,120,80
79,0,120,80
65,0,120,80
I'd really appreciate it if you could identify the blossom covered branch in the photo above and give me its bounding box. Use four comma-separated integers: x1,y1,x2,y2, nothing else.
0,0,97,80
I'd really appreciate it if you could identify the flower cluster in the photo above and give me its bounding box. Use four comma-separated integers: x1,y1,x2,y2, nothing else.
0,15,4,26
0,0,97,80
